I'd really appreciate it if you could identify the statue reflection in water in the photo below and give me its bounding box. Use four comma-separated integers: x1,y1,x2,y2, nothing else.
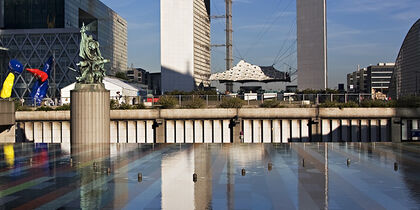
71,143,111,209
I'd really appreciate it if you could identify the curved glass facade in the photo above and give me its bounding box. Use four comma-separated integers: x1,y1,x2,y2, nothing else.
389,19,420,99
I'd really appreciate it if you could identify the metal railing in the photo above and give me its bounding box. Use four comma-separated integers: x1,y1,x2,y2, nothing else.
14,93,377,108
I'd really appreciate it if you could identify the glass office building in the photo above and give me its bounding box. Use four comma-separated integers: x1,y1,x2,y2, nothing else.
389,19,420,99
0,0,127,98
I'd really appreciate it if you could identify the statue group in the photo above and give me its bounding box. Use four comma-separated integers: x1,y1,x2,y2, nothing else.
76,23,109,84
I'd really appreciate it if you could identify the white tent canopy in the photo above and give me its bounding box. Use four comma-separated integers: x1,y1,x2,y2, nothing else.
209,60,290,83
60,77,140,104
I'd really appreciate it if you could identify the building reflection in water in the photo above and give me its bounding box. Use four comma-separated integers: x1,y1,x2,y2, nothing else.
293,143,329,209
160,144,269,209
71,143,111,209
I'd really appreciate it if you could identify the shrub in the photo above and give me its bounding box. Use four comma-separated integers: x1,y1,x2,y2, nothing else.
118,103,133,110
35,106,54,111
319,101,359,108
110,99,119,110
340,101,359,108
318,101,339,108
158,96,178,109
260,100,282,108
182,97,206,109
360,100,391,108
55,104,71,111
219,97,245,108
132,103,146,109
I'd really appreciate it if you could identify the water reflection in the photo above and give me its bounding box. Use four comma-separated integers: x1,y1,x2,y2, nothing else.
0,143,419,209
72,143,111,209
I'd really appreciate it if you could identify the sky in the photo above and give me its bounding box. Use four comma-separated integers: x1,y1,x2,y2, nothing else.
101,0,420,90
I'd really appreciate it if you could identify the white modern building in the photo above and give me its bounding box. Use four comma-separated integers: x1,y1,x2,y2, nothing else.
60,77,139,104
297,0,328,90
161,0,211,93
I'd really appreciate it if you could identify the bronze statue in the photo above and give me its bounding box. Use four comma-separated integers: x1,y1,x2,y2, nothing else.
76,23,110,84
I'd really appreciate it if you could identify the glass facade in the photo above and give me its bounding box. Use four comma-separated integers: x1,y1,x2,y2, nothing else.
390,19,420,98
3,0,65,29
0,29,80,98
0,0,128,99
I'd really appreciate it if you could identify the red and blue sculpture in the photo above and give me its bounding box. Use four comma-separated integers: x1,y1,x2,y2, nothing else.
27,56,54,106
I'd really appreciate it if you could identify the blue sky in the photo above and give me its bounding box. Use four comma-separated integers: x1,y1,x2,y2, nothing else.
101,0,420,89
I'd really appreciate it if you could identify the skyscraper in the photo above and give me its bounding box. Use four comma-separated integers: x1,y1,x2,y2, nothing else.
389,19,420,99
297,0,327,90
161,0,211,93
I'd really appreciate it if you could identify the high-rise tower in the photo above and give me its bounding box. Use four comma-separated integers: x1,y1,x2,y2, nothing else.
161,0,211,93
297,0,327,90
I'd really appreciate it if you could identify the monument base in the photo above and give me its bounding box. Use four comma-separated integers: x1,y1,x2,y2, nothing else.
71,83,110,145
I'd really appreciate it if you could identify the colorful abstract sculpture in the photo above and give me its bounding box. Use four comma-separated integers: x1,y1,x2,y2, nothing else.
0,59,24,99
28,56,54,106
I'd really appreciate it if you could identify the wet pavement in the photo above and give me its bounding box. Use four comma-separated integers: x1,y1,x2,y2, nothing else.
0,143,419,209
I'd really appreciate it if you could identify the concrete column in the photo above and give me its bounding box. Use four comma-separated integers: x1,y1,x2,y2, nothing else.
262,120,271,143
360,120,369,142
351,119,360,142
154,119,166,143
391,118,402,143
282,120,290,143
146,120,154,143
222,120,231,143
401,119,408,141
34,122,43,143
291,120,301,142
380,119,389,142
310,118,321,142
341,119,350,142
166,120,175,143
52,122,62,143
301,119,310,142
253,120,262,143
203,120,212,143
118,121,127,143
230,118,242,143
321,119,330,142
273,120,281,143
24,122,34,142
213,120,222,143
370,120,379,142
185,120,194,143
194,120,203,143
331,119,340,142
127,121,136,143
243,120,252,143
175,120,185,143
137,121,146,143
110,121,118,143
71,84,110,145
413,120,419,141
43,122,52,143
62,121,71,144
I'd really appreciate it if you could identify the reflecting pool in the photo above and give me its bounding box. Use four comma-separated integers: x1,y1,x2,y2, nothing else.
0,143,420,209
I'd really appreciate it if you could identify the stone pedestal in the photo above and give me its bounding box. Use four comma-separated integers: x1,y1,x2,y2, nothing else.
71,84,110,145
